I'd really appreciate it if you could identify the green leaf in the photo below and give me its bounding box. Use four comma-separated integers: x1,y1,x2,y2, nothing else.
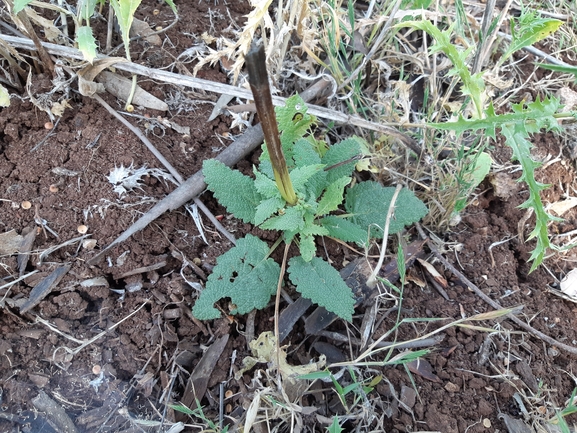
501,123,560,271
290,164,325,193
322,137,363,183
431,97,562,138
193,235,280,320
345,181,428,238
13,0,33,14
276,94,316,152
454,151,492,213
326,416,344,433
260,205,305,231
203,159,261,224
320,216,368,246
254,196,285,226
316,176,351,217
293,138,322,167
298,224,329,261
537,63,577,82
254,168,280,198
288,256,355,321
502,12,562,64
0,85,10,107
109,0,143,58
162,0,177,14
77,0,98,22
77,26,98,63
397,20,485,117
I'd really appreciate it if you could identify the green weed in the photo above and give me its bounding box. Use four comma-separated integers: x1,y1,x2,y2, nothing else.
193,93,428,321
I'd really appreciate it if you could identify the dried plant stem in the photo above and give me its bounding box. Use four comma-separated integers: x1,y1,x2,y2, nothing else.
366,184,403,288
246,41,296,205
0,33,421,153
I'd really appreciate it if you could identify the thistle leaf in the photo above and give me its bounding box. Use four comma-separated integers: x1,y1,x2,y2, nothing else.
193,235,280,320
288,256,355,321
203,159,261,223
77,26,98,63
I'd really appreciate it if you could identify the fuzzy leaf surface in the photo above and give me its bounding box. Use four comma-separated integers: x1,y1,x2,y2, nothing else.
345,181,428,238
254,196,285,225
260,206,305,231
288,256,354,321
316,176,351,216
203,159,261,223
276,95,316,153
320,216,368,246
192,235,280,320
322,137,363,183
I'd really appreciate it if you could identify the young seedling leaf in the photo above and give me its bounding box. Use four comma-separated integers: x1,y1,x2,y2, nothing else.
316,176,351,216
288,256,355,321
13,0,33,14
78,0,98,22
77,26,98,63
320,216,368,246
502,13,562,65
203,159,261,224
109,0,143,57
0,85,10,107
254,196,285,225
193,235,280,320
277,95,316,152
345,181,428,238
260,205,305,231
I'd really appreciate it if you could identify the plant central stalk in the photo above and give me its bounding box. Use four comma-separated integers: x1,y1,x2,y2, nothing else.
245,41,298,206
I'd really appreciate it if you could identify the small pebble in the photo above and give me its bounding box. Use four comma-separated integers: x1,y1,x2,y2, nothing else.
153,8,160,15
225,390,233,399
155,26,163,31
21,201,31,209
44,122,54,130
92,365,101,375
77,225,88,234
49,184,59,193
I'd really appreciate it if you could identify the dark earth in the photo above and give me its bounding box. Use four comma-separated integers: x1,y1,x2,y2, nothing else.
1,1,577,432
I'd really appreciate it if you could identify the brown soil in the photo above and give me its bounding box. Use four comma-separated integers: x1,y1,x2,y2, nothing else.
1,2,577,432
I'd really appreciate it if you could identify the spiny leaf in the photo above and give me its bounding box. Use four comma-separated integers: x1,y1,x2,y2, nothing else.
109,0,143,57
77,26,98,63
502,12,562,64
192,235,280,320
398,20,485,117
203,159,261,224
501,124,560,271
77,0,98,22
431,97,561,137
345,182,428,238
288,256,355,321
